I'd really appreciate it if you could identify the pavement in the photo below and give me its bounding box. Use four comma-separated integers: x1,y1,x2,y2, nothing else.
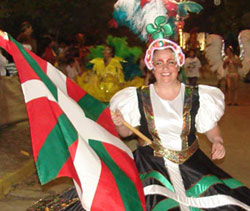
0,121,34,198
0,121,74,211
0,72,249,210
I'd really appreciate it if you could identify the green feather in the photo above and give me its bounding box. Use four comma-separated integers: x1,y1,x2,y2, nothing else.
178,1,203,17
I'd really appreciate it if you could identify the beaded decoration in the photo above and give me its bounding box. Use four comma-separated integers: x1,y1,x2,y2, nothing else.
144,38,185,70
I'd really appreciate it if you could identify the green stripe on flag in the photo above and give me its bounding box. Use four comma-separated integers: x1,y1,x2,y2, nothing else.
186,175,244,197
140,171,175,192
78,94,107,121
11,34,108,122
37,114,78,184
152,198,179,211
10,35,58,100
89,139,144,211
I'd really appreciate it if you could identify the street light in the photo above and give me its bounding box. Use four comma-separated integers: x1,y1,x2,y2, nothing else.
214,0,221,6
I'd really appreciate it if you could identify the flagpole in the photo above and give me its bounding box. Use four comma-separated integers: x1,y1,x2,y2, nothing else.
122,120,152,145
111,111,152,145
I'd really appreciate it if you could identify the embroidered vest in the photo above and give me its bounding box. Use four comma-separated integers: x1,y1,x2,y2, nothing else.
136,85,200,164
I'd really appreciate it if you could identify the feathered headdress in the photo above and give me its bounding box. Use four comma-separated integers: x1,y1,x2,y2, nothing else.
112,0,203,42
112,0,203,70
204,34,225,80
238,30,250,77
204,30,250,79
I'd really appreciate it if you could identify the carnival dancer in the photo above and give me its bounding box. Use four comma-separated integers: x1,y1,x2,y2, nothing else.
76,45,126,102
110,38,250,211
77,38,144,103
205,30,250,102
183,49,201,86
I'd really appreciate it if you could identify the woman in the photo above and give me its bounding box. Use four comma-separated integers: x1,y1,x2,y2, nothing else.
183,49,201,86
76,45,125,102
77,44,144,102
16,21,37,53
110,39,250,210
223,46,242,106
93,45,125,83
41,36,58,67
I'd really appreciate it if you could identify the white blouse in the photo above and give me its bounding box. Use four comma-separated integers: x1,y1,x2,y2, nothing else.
110,83,225,151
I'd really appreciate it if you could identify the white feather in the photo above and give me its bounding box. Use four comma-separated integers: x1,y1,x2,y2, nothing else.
238,29,250,77
204,34,225,79
114,0,140,20
139,0,168,40
114,0,168,41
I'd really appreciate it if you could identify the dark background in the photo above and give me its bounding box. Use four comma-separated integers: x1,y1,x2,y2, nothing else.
0,0,249,47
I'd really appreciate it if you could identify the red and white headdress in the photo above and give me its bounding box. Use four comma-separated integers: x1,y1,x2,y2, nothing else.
113,0,203,70
144,38,185,70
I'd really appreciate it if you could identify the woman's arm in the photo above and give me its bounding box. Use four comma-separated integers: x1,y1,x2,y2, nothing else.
205,125,226,160
233,56,243,68
223,58,230,69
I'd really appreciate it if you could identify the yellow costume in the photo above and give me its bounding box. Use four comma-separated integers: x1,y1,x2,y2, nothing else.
76,57,144,102
91,57,124,83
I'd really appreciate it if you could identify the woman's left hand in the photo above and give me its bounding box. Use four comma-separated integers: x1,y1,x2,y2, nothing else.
211,141,225,160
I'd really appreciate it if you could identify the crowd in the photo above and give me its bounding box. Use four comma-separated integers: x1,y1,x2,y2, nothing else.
0,21,88,80
0,21,246,107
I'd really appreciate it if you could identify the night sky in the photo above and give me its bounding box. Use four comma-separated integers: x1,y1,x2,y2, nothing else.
0,0,249,46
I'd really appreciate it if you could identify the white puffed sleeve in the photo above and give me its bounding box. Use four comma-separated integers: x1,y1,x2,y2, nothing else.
110,87,141,127
195,85,225,133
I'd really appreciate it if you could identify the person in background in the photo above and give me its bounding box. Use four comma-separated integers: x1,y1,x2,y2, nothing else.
41,36,58,67
74,33,89,68
110,38,250,211
91,45,125,84
184,49,201,86
0,48,8,77
17,33,32,51
65,57,81,81
16,21,37,53
76,44,126,102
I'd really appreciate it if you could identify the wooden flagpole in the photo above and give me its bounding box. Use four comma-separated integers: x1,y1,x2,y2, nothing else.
111,111,152,145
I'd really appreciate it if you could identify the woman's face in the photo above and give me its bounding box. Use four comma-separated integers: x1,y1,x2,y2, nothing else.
103,46,112,59
25,25,33,35
152,49,179,84
226,47,233,57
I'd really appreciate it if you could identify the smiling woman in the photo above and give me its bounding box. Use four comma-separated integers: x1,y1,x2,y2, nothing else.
110,38,250,210
152,49,180,94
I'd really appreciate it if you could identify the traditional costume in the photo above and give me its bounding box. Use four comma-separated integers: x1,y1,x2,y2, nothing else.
76,36,144,102
110,83,250,210
77,57,125,102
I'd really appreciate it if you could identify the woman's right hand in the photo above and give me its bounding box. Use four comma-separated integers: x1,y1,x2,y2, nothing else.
111,109,133,137
111,109,124,127
0,30,4,37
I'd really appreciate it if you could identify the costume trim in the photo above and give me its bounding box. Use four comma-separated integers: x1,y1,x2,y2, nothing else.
144,38,185,70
